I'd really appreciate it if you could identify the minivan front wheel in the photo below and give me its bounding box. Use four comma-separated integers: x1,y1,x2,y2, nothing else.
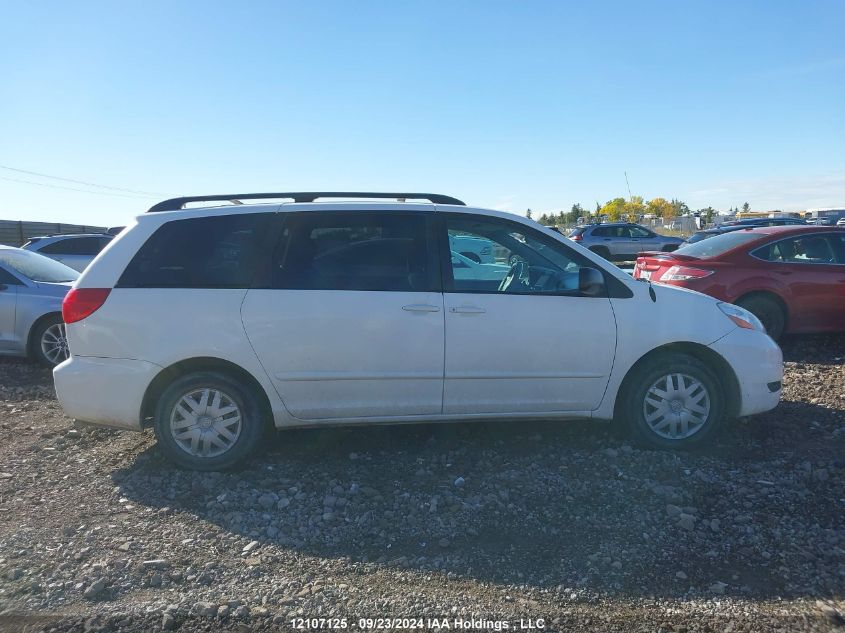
153,371,265,470
623,353,725,449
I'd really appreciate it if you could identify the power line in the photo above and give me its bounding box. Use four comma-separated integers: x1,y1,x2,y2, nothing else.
0,175,160,199
0,164,169,196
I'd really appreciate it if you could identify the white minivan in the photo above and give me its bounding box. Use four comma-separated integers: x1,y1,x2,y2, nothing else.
53,192,782,470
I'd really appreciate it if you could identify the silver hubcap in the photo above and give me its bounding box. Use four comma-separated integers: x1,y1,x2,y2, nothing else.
41,323,69,365
643,373,711,440
170,388,242,458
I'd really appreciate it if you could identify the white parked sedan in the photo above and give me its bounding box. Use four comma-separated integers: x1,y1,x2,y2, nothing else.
53,192,782,470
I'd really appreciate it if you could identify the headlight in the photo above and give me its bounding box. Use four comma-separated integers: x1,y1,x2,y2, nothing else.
718,302,765,332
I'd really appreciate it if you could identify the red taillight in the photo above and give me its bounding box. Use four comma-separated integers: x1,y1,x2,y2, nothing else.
659,265,714,282
571,234,583,241
62,288,111,324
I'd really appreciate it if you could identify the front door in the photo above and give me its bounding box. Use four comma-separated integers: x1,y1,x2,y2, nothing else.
0,267,18,350
242,210,445,420
629,225,661,255
761,233,845,331
439,212,618,414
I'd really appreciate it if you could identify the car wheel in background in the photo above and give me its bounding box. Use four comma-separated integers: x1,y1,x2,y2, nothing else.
32,315,69,367
736,294,785,340
153,371,267,471
622,353,725,449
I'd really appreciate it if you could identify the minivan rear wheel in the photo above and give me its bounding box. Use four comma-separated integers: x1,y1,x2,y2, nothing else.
153,371,265,470
623,353,725,449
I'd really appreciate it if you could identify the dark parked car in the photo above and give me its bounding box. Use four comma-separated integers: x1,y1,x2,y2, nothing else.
569,222,684,261
718,217,806,228
22,233,114,272
634,226,845,339
687,218,808,244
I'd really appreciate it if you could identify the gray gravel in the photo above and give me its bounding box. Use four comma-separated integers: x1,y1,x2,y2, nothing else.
0,334,843,632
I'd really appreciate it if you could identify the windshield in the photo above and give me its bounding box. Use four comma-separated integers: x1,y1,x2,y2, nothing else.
674,230,763,259
0,249,79,283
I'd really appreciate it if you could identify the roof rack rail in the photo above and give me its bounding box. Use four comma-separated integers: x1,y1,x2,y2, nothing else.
146,192,465,213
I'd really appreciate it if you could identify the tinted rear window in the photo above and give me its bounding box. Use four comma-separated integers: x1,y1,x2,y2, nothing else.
118,213,272,288
674,230,763,258
40,236,107,256
272,212,434,292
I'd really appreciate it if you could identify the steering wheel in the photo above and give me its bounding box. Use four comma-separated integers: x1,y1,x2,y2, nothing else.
498,260,530,293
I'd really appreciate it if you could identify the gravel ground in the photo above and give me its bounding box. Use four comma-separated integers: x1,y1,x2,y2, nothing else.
0,336,843,632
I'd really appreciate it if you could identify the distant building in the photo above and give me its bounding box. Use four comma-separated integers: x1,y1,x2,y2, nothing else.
803,207,845,225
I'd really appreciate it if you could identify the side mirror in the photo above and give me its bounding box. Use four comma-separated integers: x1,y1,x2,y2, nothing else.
579,267,606,297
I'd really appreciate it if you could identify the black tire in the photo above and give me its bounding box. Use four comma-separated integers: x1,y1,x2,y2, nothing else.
461,251,482,263
153,371,267,471
736,294,785,340
621,353,725,450
589,246,611,260
30,314,69,368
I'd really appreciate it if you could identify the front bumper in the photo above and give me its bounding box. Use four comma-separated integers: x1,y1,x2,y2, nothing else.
709,328,783,417
53,356,162,431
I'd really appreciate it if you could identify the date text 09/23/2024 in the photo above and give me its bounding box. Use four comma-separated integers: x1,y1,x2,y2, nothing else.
290,617,547,630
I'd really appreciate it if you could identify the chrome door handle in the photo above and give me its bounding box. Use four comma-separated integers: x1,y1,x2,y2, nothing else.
402,304,441,312
449,306,486,314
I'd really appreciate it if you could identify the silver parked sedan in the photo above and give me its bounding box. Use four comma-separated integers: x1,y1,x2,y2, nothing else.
0,246,78,367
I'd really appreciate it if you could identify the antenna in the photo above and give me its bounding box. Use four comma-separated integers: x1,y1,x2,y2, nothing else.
624,171,632,200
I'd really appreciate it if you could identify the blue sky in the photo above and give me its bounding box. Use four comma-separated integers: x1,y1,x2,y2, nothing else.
1,0,844,226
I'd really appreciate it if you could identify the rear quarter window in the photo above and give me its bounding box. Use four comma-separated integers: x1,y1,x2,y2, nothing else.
118,213,273,288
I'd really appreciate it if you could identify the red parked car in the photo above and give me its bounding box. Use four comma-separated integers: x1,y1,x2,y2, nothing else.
633,226,845,339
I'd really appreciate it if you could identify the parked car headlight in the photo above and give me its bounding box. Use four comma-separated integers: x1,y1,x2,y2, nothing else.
717,302,765,332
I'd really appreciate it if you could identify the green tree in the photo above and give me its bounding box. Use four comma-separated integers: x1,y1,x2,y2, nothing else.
526,208,533,220
742,202,750,213
567,203,585,225
698,206,716,225
670,199,690,217
538,212,550,225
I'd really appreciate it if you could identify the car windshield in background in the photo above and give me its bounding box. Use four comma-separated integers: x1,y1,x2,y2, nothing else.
0,249,79,283
674,230,763,259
